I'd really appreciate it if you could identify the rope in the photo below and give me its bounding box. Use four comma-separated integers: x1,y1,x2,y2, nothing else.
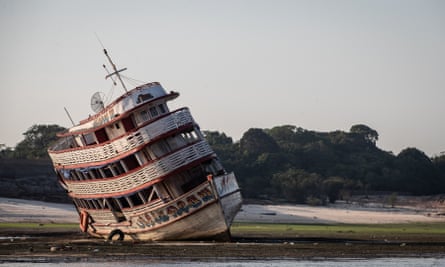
105,83,116,104
121,74,147,87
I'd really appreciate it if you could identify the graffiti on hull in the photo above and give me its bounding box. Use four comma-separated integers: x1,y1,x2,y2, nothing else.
131,185,215,229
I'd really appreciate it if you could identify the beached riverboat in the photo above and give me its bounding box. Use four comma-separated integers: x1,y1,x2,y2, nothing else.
47,49,242,241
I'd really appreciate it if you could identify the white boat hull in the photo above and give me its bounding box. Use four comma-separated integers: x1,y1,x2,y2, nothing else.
87,173,242,241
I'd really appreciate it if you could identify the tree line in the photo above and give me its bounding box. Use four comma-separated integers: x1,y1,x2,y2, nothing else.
2,124,445,204
205,124,445,204
1,124,66,160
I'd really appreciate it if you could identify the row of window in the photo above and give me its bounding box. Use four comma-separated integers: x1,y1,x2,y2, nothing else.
73,102,169,149
72,160,226,224
60,128,202,181
73,186,159,211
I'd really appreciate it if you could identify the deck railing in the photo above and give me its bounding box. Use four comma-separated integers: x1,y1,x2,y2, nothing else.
49,108,194,167
67,140,214,196
87,209,116,224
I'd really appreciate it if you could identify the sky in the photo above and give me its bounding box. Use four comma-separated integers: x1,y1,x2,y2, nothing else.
1,0,444,156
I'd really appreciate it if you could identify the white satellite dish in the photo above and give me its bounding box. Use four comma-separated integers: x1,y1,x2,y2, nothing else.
90,92,106,113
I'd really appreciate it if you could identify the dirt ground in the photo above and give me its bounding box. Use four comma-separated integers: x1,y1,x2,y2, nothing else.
1,227,445,263
1,197,444,263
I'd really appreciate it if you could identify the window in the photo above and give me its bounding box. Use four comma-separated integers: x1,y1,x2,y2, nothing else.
129,193,144,207
137,93,153,103
149,106,158,117
81,170,91,179
111,162,125,176
102,166,113,178
94,128,109,144
75,170,85,180
69,170,78,180
118,197,131,209
122,116,136,131
140,110,150,122
142,147,153,161
122,154,140,171
83,133,97,146
139,186,159,203
90,168,102,179
158,104,166,114
151,140,171,157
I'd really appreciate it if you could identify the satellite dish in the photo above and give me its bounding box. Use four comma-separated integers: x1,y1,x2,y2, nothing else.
90,92,106,113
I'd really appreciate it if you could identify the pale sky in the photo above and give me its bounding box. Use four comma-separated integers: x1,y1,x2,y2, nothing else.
1,0,444,156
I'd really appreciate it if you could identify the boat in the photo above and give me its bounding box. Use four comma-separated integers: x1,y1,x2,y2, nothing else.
47,49,242,241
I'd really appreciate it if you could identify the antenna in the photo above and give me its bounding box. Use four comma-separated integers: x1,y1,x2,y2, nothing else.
102,64,117,86
94,33,128,93
103,49,128,93
64,107,76,126
90,92,106,113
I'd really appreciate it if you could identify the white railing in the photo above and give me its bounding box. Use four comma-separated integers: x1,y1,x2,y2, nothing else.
87,209,116,223
49,108,194,167
69,83,167,133
67,140,214,196
122,182,214,223
88,182,215,227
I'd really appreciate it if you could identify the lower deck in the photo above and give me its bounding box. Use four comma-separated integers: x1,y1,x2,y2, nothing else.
80,173,242,241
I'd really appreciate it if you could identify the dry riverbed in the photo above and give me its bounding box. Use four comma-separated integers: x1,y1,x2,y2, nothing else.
1,197,445,262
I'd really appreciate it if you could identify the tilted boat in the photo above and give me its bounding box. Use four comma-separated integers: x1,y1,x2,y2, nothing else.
48,49,242,241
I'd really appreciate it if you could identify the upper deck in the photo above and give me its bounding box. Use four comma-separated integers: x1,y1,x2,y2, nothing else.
60,82,178,137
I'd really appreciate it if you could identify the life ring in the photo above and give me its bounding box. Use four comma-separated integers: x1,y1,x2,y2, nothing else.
79,210,89,233
108,229,125,241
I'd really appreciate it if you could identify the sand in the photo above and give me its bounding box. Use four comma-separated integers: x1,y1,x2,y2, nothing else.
1,197,443,224
0,197,77,223
235,203,445,224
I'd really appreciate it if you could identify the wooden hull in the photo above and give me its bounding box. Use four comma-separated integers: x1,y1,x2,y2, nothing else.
126,201,228,241
87,174,242,241
220,191,243,226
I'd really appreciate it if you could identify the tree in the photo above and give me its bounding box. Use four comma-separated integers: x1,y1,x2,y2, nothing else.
240,128,279,156
0,144,14,159
395,148,438,194
350,124,379,146
204,124,445,199
272,168,323,203
204,131,233,146
322,176,347,203
14,124,66,159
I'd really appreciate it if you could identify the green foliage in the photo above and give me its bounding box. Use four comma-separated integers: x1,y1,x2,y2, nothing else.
240,128,279,156
432,154,445,182
394,148,440,194
8,123,443,202
350,124,379,145
0,144,14,159
272,168,323,203
322,176,348,203
206,124,445,202
14,124,66,159
386,192,398,208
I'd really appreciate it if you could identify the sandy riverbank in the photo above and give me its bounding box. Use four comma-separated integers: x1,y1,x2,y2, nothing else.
1,197,445,262
1,197,444,225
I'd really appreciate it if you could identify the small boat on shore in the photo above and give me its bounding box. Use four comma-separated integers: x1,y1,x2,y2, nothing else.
48,49,242,241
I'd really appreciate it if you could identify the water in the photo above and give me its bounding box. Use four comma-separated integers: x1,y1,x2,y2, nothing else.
3,258,445,267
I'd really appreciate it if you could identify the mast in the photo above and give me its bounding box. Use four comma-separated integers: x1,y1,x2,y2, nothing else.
103,49,128,93
64,107,76,126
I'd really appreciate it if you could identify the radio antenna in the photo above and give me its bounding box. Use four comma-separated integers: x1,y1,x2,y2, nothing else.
103,49,128,93
64,107,76,126
94,33,128,93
